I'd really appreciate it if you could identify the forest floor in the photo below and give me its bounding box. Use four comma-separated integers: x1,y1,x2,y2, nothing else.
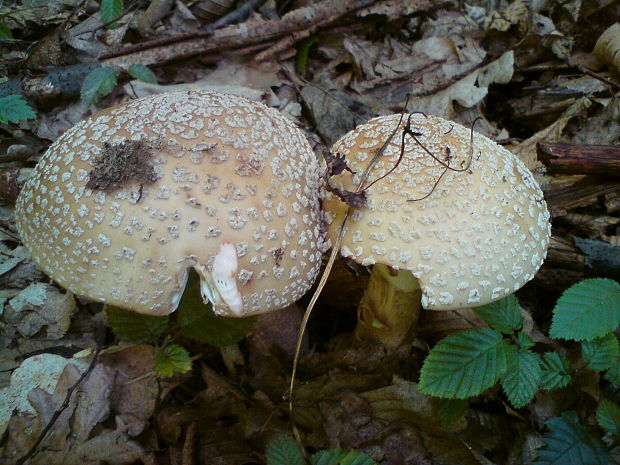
1,0,620,464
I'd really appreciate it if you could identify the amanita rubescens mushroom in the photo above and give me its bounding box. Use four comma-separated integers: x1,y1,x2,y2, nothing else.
322,113,551,348
15,91,325,317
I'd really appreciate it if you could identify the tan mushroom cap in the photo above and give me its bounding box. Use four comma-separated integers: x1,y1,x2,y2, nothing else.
15,91,325,317
322,114,551,310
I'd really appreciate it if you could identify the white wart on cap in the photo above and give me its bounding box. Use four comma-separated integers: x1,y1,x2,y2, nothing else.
15,91,324,317
322,114,551,310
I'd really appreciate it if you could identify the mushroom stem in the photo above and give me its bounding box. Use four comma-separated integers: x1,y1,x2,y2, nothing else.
355,264,421,350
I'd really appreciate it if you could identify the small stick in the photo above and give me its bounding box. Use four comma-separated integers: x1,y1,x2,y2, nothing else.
537,142,620,177
288,113,407,441
577,65,620,91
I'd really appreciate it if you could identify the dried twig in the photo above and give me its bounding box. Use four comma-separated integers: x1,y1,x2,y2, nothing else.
102,0,383,69
577,64,620,90
538,142,620,177
288,113,407,434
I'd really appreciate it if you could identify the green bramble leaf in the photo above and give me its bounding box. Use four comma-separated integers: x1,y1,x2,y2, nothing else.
533,411,609,465
80,66,118,107
155,344,192,378
0,95,36,124
596,399,620,437
419,328,510,399
311,450,378,465
265,433,304,465
550,278,620,342
0,22,12,39
106,305,169,343
517,332,535,349
128,64,157,83
434,398,468,427
176,272,255,347
100,0,123,24
500,347,542,408
604,357,620,384
539,352,571,391
474,294,522,334
582,333,619,372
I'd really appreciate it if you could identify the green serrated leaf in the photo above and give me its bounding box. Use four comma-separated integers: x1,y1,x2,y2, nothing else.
540,352,571,391
582,333,620,372
474,294,522,334
533,411,609,465
176,272,254,346
0,95,36,124
155,344,192,378
0,22,12,39
311,450,378,465
434,398,468,427
128,64,157,83
265,433,304,465
312,450,343,465
550,278,620,342
100,0,123,24
106,305,169,343
500,347,542,408
596,399,620,437
604,358,620,384
517,332,535,349
338,451,378,465
419,328,509,399
80,66,118,107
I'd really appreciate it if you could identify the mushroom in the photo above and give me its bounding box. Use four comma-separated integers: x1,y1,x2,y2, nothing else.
322,113,551,348
15,91,325,317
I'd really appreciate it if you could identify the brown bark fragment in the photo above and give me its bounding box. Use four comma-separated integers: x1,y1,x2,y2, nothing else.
537,142,620,177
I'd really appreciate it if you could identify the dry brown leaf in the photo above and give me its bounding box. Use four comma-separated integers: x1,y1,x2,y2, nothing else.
100,344,159,436
300,76,373,146
124,56,283,103
594,23,620,73
409,51,514,120
484,0,530,33
511,97,591,169
1,360,144,465
0,354,88,438
4,282,76,339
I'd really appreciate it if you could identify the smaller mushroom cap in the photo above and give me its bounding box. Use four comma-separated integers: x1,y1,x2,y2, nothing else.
322,114,551,309
15,91,325,317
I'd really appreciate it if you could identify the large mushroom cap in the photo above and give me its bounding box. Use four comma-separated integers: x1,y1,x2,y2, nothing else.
16,91,324,317
323,113,551,310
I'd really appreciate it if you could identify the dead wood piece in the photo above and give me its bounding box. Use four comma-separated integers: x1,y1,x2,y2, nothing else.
102,0,382,67
102,0,437,69
544,176,620,214
0,62,101,101
255,29,312,62
605,191,620,213
545,235,585,271
537,142,620,177
535,266,584,293
556,212,620,239
574,236,620,280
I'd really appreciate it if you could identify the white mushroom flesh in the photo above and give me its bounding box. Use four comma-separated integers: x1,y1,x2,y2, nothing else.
322,114,551,310
15,91,325,317
209,242,242,316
